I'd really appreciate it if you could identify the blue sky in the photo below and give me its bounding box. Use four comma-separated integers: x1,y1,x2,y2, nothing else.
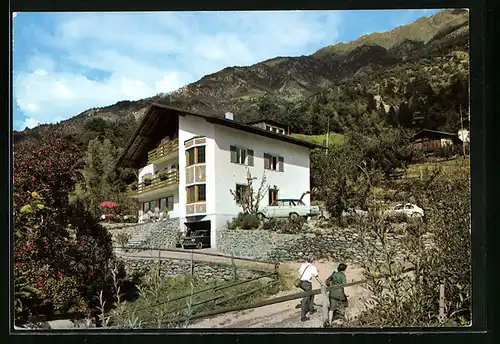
12,9,439,131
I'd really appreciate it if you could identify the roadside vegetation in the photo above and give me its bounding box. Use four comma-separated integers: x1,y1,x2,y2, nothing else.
94,261,279,329
346,158,470,327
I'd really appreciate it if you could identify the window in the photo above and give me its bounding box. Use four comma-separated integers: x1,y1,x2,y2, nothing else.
235,184,249,202
273,127,278,133
264,153,284,172
186,184,207,204
394,205,404,210
279,129,285,135
186,146,205,166
197,146,206,163
230,146,254,166
266,125,271,131
269,189,279,205
167,196,175,211
159,198,167,212
150,201,157,211
143,202,150,212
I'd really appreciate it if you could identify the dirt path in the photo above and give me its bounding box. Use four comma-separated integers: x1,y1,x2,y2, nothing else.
188,261,372,328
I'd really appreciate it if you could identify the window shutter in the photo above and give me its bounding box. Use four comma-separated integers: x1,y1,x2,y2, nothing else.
278,156,284,172
264,153,270,169
247,149,254,166
230,145,237,163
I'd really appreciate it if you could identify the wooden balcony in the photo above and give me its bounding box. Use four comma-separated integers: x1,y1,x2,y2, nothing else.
147,138,179,164
138,171,179,194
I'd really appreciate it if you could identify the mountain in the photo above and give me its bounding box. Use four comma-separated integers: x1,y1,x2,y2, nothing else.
13,9,469,150
313,9,468,58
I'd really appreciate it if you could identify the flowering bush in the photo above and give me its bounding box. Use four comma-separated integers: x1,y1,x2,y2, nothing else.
13,138,119,319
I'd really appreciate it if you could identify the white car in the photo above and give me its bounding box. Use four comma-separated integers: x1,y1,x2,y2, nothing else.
257,199,320,220
385,203,424,218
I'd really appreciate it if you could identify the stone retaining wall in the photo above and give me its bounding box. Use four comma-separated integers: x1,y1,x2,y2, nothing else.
217,227,434,263
118,257,265,282
109,220,181,249
144,220,181,249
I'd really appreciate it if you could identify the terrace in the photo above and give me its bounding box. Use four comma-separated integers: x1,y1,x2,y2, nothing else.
147,137,179,165
137,170,179,195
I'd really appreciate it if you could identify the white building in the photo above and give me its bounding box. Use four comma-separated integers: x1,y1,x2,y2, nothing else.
117,103,322,249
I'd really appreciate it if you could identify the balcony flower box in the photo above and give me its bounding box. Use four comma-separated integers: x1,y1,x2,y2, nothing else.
142,174,153,186
157,170,170,181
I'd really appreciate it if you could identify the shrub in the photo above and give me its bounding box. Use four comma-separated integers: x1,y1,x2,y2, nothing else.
434,144,462,159
241,214,260,230
261,218,280,231
276,217,306,234
115,232,132,247
13,138,118,319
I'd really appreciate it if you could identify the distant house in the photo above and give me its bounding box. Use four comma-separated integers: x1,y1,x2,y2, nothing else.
245,119,290,136
116,103,322,249
412,129,463,152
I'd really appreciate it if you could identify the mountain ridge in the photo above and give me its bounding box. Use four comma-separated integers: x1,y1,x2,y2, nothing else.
13,9,469,149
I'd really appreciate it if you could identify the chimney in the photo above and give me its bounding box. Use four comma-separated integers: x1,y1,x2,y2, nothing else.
225,112,234,120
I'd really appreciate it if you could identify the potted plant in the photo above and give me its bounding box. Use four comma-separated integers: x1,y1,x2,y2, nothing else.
157,169,170,181
142,173,153,186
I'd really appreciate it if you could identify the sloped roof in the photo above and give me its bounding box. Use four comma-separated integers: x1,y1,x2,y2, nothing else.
117,103,324,168
413,129,463,144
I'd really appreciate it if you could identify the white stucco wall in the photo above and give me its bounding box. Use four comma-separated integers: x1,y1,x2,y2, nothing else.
212,124,311,228
174,115,312,249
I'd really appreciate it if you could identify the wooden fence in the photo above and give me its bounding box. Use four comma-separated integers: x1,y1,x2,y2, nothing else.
113,245,278,272
158,267,416,326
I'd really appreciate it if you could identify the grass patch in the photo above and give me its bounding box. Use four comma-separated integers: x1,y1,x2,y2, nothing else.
291,133,345,147
404,157,469,180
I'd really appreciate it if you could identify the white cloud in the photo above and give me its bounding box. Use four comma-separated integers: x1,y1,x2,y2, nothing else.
22,117,40,129
13,11,342,129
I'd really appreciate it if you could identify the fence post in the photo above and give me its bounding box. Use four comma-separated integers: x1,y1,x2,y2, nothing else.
439,283,445,323
321,284,329,325
190,250,194,279
231,253,238,281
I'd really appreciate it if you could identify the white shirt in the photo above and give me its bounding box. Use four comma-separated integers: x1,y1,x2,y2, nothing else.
299,263,318,282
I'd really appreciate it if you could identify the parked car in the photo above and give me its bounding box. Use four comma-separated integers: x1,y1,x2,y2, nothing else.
182,230,211,249
257,199,321,220
385,203,424,218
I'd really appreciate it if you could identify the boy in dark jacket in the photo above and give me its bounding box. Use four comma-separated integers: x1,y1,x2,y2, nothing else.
324,263,348,325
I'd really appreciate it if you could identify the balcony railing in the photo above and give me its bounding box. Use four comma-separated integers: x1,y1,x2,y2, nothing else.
138,171,179,194
148,138,179,164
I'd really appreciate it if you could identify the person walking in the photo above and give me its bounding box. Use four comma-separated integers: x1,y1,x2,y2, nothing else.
297,258,320,322
325,263,348,326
